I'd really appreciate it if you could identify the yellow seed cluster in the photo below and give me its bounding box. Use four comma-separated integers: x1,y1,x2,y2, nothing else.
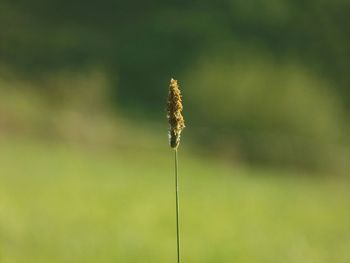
167,78,185,149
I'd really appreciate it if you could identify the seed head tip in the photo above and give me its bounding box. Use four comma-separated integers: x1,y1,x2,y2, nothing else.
167,78,185,149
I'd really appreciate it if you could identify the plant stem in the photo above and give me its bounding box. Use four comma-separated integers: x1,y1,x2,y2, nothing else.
175,149,181,263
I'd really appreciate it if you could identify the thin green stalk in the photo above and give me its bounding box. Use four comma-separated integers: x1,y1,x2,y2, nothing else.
175,149,181,263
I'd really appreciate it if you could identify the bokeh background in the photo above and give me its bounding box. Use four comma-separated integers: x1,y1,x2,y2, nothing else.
1,0,350,262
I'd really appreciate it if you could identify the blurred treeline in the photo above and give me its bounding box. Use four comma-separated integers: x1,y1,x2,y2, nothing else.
0,0,349,172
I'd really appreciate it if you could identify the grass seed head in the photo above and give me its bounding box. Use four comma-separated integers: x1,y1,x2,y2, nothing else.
167,78,185,149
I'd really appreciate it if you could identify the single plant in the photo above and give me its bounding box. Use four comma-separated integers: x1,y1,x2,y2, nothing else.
167,78,185,263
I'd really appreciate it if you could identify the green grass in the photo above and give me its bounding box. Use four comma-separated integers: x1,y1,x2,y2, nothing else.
0,137,350,263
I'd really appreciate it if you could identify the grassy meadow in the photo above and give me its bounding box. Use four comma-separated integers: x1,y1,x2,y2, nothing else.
0,136,349,263
1,0,350,261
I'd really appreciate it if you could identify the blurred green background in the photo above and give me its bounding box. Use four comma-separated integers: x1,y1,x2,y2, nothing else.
0,0,350,262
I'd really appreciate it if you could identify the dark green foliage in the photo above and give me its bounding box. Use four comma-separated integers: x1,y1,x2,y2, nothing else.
1,0,349,105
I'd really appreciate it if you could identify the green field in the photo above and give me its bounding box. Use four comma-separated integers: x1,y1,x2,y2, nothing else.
0,137,349,263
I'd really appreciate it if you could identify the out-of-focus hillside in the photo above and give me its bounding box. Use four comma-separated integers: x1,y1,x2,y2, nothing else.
0,0,349,172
